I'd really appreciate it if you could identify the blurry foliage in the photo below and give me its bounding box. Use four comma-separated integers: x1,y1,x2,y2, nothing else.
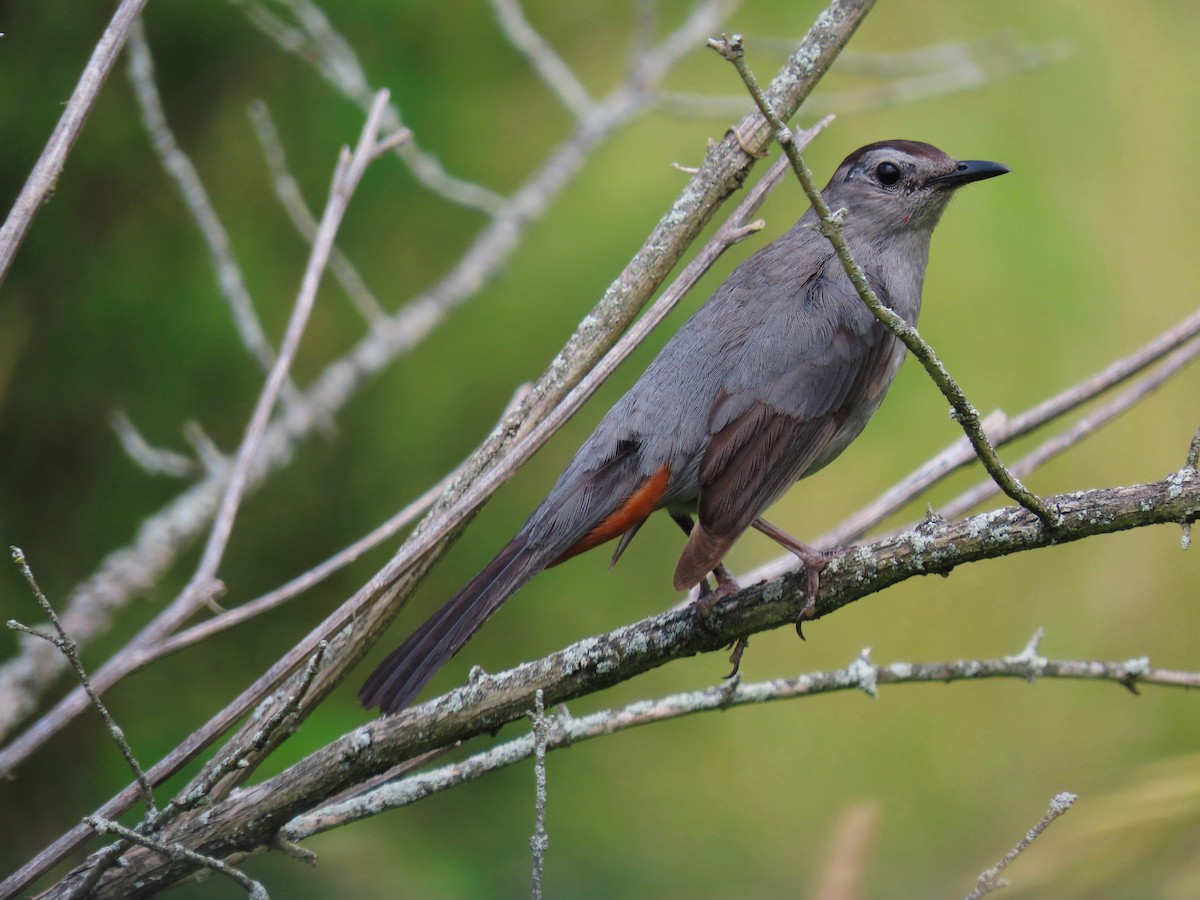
0,0,1198,897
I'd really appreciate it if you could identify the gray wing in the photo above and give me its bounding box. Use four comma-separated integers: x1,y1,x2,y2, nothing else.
674,261,901,587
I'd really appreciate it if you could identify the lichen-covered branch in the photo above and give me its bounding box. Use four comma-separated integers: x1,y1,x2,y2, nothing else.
45,470,1198,897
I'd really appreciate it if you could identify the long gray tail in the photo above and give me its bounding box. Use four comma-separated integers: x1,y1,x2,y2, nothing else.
358,535,548,713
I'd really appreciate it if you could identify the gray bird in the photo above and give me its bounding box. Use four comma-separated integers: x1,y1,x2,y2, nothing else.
360,139,1009,714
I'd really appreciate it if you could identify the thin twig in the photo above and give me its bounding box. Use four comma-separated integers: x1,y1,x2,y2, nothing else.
180,90,407,616
7,547,157,817
939,337,1200,519
965,792,1078,899
281,636,1170,838
660,34,1070,120
246,100,385,323
73,642,327,896
0,0,150,288
490,0,594,119
708,33,1059,529
232,0,507,215
84,816,269,900
529,689,550,900
125,21,309,416
111,410,202,479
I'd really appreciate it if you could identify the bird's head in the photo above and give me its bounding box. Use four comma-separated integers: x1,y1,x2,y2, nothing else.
823,140,1009,238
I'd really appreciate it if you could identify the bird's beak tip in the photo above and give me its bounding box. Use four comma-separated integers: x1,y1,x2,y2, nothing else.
930,159,1010,189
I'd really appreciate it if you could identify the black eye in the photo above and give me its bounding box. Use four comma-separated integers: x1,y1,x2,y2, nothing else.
875,162,901,186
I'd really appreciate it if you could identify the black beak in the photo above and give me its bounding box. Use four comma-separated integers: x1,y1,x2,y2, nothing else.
927,159,1010,189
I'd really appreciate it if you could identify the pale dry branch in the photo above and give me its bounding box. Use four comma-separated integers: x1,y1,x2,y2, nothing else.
939,335,1200,519
6,548,156,817
0,0,150,288
110,411,202,479
232,0,507,215
490,0,594,119
84,817,268,900
660,33,1070,119
177,90,405,622
0,0,736,752
966,792,1078,899
528,689,550,900
246,100,385,323
280,635,1182,840
126,20,308,416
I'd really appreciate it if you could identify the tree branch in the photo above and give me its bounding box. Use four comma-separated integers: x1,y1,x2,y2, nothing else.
0,0,150,288
44,471,1198,896
280,634,1180,840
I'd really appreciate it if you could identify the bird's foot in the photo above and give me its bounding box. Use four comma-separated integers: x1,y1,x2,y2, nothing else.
793,547,846,639
694,562,739,619
724,635,749,678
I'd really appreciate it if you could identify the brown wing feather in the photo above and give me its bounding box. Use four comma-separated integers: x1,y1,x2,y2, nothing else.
675,315,901,587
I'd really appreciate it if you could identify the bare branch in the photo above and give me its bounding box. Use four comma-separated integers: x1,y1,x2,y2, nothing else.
38,472,1199,896
280,636,1175,841
111,411,202,479
660,33,1070,119
965,792,1077,899
490,0,595,119
232,0,507,215
7,548,156,816
246,100,385,323
939,336,1200,519
529,689,549,900
178,90,406,620
84,817,268,900
125,21,308,415
0,0,150,288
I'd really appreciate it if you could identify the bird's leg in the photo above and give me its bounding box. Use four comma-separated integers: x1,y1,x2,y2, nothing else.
672,512,748,676
751,517,831,638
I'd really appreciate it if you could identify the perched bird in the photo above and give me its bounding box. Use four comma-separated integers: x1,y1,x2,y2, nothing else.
360,139,1009,714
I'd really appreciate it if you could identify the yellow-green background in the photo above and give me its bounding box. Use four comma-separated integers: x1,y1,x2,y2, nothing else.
1,1,1198,897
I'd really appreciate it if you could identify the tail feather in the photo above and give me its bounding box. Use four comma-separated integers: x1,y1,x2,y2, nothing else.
358,536,547,713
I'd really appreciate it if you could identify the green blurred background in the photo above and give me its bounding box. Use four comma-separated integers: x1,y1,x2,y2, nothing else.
1,1,1198,897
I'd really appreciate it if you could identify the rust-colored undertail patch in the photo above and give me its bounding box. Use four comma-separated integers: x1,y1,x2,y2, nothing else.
552,464,671,565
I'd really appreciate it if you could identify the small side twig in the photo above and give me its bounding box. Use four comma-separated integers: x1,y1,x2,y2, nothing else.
233,0,507,215
529,689,550,900
707,33,1060,530
7,547,157,816
83,816,268,900
111,410,202,479
965,792,1078,899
